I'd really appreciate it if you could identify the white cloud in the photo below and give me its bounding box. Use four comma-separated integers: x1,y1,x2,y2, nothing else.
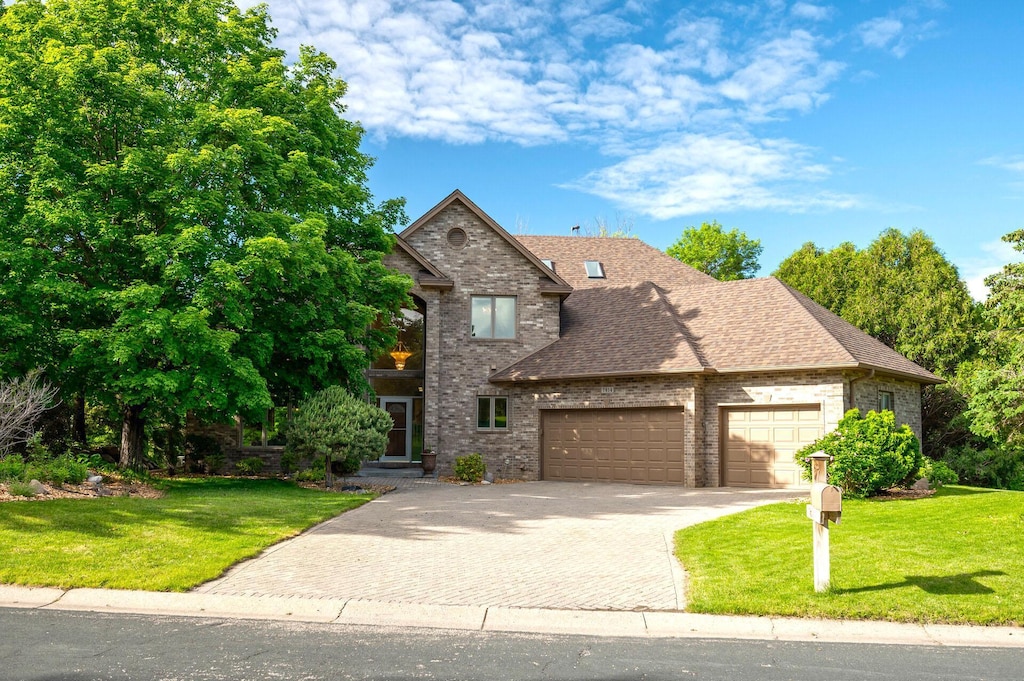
791,3,833,22
981,155,1024,174
956,238,1022,302
249,0,941,216
856,2,943,58
564,133,861,219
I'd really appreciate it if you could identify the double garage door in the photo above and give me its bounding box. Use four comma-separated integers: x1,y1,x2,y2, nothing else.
541,405,822,488
541,408,685,485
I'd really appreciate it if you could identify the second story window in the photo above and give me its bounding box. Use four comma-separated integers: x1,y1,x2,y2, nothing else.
471,295,516,338
879,390,894,413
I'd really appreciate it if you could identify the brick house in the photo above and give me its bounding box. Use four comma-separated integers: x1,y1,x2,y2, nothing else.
370,190,941,488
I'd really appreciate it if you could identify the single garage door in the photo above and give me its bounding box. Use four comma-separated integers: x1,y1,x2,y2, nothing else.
542,408,685,484
722,406,823,488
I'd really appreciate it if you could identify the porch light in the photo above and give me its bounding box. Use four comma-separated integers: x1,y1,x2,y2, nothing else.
389,341,413,371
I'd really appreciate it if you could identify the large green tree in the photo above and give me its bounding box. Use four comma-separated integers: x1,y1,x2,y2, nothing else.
774,229,981,457
966,229,1024,447
666,221,762,280
774,229,978,377
0,0,412,468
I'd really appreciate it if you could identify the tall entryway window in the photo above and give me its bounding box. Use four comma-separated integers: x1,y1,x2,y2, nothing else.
369,296,426,461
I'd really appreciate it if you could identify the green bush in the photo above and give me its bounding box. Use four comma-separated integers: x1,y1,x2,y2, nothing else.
279,450,301,475
7,480,36,497
943,445,1024,491
454,453,485,483
284,387,391,483
796,409,922,498
294,466,325,482
0,455,26,481
235,457,264,475
919,459,959,488
24,456,88,486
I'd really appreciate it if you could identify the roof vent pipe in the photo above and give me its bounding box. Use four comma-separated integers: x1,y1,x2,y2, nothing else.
571,224,580,235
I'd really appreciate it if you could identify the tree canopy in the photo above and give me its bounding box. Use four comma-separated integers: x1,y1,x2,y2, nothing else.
666,221,762,281
966,229,1024,447
773,229,978,378
0,0,412,468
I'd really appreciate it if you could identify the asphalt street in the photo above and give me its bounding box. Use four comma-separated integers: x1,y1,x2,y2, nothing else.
2,608,1020,681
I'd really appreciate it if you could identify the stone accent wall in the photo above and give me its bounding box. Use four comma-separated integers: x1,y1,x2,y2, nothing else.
403,200,562,476
185,417,289,476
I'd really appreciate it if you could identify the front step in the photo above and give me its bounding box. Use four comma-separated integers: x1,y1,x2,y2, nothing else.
356,463,428,478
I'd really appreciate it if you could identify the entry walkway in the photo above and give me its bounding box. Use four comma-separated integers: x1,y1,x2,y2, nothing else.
195,481,795,611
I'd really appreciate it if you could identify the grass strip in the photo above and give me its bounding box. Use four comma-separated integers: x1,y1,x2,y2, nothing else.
0,477,373,591
675,486,1024,625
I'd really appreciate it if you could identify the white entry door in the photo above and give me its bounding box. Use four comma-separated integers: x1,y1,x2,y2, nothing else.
380,397,413,461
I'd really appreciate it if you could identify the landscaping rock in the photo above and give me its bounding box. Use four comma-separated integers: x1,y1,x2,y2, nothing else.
912,477,932,491
28,480,48,496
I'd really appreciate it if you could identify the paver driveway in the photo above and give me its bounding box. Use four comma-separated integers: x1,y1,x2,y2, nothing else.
195,481,797,611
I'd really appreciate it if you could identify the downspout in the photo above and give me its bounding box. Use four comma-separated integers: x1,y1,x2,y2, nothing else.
846,368,875,412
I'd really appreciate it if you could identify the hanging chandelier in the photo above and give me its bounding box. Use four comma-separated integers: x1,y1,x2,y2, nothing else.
389,341,413,371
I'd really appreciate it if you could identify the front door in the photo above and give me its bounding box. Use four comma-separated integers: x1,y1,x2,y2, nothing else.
380,397,413,461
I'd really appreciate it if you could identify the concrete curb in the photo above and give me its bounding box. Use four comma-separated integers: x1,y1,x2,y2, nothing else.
3,585,1021,648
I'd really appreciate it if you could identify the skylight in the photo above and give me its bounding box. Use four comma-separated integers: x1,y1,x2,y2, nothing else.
584,260,604,278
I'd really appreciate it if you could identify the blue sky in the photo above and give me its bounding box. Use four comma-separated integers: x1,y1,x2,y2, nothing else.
251,0,1023,298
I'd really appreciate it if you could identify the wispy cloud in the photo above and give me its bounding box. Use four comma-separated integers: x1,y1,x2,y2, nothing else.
565,133,861,219
956,238,1022,302
981,155,1024,174
251,0,941,218
856,2,943,58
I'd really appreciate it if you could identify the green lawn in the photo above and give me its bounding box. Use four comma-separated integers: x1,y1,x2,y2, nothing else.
675,486,1024,625
0,477,373,591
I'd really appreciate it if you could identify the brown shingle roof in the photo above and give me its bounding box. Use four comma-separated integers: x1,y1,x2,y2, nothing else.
489,283,707,381
493,235,942,383
514,235,715,290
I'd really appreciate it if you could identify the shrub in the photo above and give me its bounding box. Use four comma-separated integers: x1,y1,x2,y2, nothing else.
294,466,325,483
235,457,264,475
943,445,1024,491
796,409,922,498
284,387,391,485
279,450,301,475
919,459,959,488
454,453,485,483
0,455,26,481
24,456,88,486
7,481,36,497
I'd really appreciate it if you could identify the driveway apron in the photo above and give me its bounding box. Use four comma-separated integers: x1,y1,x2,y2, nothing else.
194,482,796,611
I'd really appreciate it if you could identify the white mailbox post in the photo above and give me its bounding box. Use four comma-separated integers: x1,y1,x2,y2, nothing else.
806,451,842,592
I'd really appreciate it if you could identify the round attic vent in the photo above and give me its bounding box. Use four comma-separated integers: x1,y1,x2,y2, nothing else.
447,227,468,249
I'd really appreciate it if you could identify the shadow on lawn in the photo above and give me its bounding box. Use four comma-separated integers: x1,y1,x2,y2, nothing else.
837,570,1006,595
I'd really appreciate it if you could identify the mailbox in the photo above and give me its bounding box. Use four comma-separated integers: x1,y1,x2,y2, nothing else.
811,482,842,513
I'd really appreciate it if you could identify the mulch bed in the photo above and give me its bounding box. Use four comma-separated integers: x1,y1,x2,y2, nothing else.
870,487,936,501
0,477,165,503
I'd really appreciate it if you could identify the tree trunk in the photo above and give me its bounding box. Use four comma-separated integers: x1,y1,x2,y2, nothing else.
119,403,146,471
73,394,87,445
324,455,334,489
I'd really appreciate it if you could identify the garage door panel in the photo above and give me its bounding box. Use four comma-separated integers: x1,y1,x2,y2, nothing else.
723,406,822,489
543,408,686,485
